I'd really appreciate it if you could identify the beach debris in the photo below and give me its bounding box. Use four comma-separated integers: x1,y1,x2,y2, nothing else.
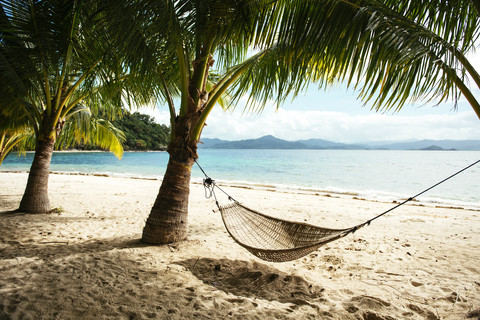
49,207,64,214
192,257,200,269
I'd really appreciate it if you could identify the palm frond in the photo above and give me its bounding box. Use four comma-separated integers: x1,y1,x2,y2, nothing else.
224,0,480,116
57,107,125,158
0,127,35,165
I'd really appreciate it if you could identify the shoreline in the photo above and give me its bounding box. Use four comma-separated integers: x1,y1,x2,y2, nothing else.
3,149,480,211
1,171,479,319
3,170,480,212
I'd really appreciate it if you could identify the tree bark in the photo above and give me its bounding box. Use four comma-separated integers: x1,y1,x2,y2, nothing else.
141,110,200,244
141,154,194,244
142,45,212,244
18,137,55,213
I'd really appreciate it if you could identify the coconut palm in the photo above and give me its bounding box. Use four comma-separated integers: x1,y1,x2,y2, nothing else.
116,0,480,244
108,0,295,243
229,0,480,117
0,0,143,213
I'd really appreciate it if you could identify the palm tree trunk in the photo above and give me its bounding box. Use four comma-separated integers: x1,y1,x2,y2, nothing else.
141,153,194,244
141,108,200,244
18,137,55,213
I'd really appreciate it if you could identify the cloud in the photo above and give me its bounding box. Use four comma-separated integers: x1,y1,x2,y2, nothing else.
133,49,480,143
137,105,170,124
201,107,480,142
136,93,480,143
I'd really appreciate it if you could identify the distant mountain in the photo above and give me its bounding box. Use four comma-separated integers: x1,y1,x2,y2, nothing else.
207,135,307,149
198,138,227,148
420,145,456,151
298,138,367,150
198,136,480,150
374,139,480,150
199,135,368,149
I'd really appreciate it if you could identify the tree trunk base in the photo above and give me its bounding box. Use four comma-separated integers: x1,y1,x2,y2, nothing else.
141,157,192,244
19,192,51,214
18,137,54,214
141,215,188,244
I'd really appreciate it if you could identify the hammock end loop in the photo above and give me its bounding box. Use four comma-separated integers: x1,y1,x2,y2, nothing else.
203,177,216,199
204,177,214,187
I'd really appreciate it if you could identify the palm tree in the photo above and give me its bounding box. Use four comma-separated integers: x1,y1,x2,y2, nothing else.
318,0,480,117
108,0,293,243
124,0,480,244
0,0,140,213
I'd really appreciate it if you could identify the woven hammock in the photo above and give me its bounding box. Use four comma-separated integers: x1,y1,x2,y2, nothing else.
197,159,479,263
219,201,362,262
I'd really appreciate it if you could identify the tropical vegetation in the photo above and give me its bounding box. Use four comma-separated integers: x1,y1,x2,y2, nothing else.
0,107,31,165
111,112,170,151
0,0,148,213
1,110,169,159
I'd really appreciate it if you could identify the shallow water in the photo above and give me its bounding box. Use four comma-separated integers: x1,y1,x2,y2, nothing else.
2,149,480,208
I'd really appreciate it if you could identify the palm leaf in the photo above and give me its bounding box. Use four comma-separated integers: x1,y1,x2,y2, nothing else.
57,106,125,158
222,0,480,117
0,127,35,165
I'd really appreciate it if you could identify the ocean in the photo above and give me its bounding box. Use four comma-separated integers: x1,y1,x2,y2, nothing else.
2,149,480,209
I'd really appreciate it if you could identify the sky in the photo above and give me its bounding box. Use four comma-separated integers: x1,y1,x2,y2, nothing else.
138,54,480,143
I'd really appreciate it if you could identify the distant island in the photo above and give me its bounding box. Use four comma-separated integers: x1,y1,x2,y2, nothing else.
198,135,480,151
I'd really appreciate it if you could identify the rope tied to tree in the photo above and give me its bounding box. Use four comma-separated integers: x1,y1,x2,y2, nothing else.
197,160,235,209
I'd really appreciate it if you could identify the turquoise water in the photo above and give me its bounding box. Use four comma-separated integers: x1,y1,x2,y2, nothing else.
2,149,480,207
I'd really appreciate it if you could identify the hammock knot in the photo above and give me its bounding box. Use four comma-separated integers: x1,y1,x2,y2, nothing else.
203,177,216,199
204,177,214,187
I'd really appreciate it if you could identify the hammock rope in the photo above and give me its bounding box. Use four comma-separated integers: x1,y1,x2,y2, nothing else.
196,159,480,262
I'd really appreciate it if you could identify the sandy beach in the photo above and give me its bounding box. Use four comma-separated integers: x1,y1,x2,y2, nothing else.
0,171,479,319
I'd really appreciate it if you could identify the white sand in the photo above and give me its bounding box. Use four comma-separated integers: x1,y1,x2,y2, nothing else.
0,171,479,319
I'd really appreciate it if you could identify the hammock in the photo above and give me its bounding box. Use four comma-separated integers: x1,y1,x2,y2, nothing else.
197,159,479,263
218,201,362,262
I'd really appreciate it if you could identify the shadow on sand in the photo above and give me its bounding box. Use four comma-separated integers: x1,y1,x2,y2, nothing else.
0,237,332,319
177,257,325,307
0,236,148,260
